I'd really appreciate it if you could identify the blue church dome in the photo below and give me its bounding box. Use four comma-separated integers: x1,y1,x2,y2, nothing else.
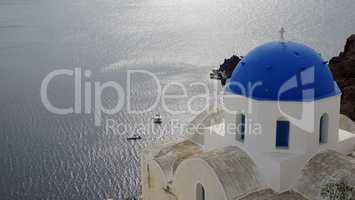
226,41,341,101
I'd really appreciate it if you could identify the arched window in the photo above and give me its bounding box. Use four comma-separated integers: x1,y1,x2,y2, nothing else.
196,183,205,200
276,120,290,148
319,113,329,144
235,113,246,142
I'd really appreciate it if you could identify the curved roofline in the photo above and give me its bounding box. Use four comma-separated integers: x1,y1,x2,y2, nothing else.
225,80,342,102
149,159,170,185
294,150,355,199
174,146,265,200
174,157,229,200
226,41,341,102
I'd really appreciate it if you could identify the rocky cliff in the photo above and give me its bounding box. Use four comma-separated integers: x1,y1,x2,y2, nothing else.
329,35,355,121
218,55,241,85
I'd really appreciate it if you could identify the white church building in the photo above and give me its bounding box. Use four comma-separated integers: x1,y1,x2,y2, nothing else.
141,41,355,200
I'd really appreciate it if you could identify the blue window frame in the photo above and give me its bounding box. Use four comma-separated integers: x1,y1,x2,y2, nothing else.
276,120,290,148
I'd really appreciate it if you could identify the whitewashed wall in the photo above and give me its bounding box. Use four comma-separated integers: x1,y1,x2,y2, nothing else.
220,92,341,192
222,92,341,155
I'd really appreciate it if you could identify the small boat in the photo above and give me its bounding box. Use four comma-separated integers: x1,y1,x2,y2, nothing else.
153,114,162,124
127,134,142,141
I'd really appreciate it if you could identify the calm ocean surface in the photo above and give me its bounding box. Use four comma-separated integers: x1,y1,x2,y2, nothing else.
1,0,355,199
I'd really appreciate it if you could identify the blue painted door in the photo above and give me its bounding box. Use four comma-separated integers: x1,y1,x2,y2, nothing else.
276,121,290,148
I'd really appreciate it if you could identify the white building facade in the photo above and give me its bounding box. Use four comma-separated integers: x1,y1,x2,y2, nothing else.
223,94,341,192
141,41,355,200
220,41,342,192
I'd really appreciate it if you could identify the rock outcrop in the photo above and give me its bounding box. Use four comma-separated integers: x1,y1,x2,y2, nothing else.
218,55,241,85
329,35,355,121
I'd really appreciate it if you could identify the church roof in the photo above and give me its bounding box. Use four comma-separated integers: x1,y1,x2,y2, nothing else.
226,41,341,101
294,150,355,199
195,146,264,200
153,140,202,180
240,189,307,200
